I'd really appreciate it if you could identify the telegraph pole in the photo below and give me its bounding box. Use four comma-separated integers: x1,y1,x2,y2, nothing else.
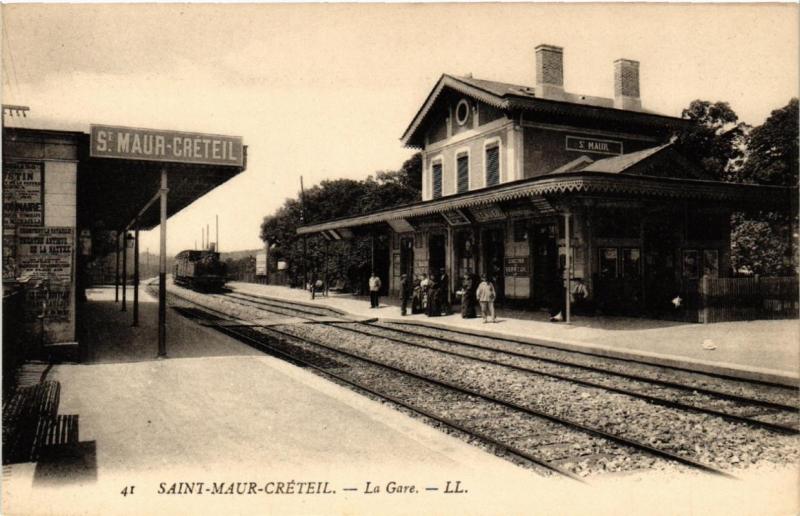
300,176,308,289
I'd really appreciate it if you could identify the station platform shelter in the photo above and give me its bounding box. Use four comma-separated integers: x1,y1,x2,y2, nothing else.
3,119,246,369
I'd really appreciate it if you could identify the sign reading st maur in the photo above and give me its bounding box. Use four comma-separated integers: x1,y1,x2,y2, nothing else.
565,135,623,155
90,125,244,167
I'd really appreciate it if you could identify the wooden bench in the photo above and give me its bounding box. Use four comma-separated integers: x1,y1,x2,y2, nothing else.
328,280,346,293
2,381,66,464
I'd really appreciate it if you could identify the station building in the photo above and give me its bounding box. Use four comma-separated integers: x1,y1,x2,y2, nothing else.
3,118,245,360
298,45,795,318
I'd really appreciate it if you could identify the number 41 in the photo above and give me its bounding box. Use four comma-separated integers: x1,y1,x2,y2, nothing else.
120,485,136,496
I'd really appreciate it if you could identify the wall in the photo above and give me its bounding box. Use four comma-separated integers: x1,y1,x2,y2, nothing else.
522,126,659,179
2,130,80,345
422,119,514,200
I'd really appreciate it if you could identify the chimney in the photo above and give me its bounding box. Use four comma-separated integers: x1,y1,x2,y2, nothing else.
535,44,565,100
614,59,642,111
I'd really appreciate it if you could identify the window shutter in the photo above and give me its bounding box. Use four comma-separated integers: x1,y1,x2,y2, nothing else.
432,163,442,199
457,154,469,193
486,146,500,186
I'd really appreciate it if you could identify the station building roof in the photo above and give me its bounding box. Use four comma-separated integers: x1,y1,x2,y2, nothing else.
400,74,690,148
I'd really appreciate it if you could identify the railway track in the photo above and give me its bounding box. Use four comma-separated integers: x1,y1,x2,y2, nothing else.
223,291,800,435
158,286,768,479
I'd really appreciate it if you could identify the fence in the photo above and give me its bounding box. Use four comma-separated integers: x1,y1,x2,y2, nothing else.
698,276,799,323
225,271,291,286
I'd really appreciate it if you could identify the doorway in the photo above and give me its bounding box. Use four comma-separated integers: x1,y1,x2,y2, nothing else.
531,223,557,308
428,233,446,277
399,236,414,279
482,228,505,300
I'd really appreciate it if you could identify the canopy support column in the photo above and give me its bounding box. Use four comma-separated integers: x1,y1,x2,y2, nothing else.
132,226,140,327
158,169,168,358
564,210,572,324
324,239,329,296
121,231,127,311
115,232,120,302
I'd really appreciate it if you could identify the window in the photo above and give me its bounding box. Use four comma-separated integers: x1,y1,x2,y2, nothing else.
432,162,442,199
682,249,699,279
456,153,469,193
599,248,619,279
513,221,528,242
622,248,641,278
703,249,719,278
486,145,500,187
455,99,470,126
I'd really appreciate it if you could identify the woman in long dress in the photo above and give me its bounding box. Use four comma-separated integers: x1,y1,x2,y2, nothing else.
427,275,441,317
411,275,423,314
461,274,478,318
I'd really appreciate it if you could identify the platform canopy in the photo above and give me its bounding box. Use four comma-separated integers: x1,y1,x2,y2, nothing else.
297,145,796,236
80,153,245,232
4,125,246,233
81,124,247,231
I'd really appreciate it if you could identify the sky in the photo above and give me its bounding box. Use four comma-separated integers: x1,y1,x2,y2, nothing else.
3,3,798,255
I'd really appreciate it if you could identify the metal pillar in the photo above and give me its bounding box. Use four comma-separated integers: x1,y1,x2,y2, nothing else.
370,233,375,272
158,169,168,357
115,232,120,301
324,239,329,296
564,211,572,324
132,226,140,326
121,232,127,311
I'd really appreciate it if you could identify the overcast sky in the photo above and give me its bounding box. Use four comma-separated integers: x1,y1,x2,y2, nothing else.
3,3,798,254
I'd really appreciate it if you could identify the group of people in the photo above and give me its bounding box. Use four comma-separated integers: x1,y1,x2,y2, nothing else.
397,271,498,323
459,273,498,323
399,269,451,317
376,268,590,323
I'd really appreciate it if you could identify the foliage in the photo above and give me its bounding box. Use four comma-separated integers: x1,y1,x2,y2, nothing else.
738,98,798,187
259,153,421,289
673,100,748,181
675,99,798,276
731,212,795,276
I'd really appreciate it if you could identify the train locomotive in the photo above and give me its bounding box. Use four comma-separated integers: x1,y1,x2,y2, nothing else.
173,249,227,291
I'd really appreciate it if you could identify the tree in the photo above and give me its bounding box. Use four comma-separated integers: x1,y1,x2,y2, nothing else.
731,214,795,275
738,98,798,187
730,99,799,275
259,153,422,289
673,100,748,181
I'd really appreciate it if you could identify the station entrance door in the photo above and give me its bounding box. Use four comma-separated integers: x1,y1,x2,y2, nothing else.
399,236,414,279
482,228,505,300
428,234,446,276
531,223,558,308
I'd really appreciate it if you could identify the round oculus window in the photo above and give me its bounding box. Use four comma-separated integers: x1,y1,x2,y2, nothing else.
455,99,470,126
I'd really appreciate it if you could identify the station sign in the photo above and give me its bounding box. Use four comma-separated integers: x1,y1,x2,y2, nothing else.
565,135,623,156
504,257,530,277
256,251,267,276
90,124,244,167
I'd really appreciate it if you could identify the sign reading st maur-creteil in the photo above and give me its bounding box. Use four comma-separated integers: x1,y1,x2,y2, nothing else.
90,124,244,167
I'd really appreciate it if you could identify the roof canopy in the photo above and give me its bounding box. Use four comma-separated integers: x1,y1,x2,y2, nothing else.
3,127,246,232
298,147,795,236
79,152,245,231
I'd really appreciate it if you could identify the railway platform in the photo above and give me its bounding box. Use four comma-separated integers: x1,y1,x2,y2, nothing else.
4,285,797,516
3,286,547,516
228,282,800,386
